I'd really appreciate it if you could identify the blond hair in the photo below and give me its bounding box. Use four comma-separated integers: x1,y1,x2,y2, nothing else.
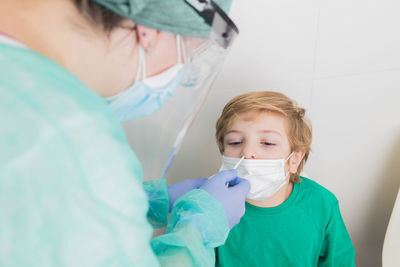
215,91,312,183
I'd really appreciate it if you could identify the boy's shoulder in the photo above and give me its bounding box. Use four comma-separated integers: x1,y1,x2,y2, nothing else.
297,176,339,206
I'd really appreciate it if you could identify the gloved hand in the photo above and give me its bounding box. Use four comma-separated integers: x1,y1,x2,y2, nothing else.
168,178,207,212
200,170,250,228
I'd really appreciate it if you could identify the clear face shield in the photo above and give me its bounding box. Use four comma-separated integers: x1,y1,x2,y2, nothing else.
122,0,238,186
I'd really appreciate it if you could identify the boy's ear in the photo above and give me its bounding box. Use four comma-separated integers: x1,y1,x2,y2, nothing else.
288,151,305,173
136,24,159,52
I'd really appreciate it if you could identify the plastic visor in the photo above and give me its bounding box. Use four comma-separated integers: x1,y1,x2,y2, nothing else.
122,1,238,185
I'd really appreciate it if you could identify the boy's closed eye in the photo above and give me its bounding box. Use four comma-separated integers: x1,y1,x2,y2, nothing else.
227,140,243,146
261,141,275,146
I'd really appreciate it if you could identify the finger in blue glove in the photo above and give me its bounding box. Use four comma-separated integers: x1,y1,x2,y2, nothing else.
200,170,250,228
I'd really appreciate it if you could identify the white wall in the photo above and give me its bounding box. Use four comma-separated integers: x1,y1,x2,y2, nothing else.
162,0,400,266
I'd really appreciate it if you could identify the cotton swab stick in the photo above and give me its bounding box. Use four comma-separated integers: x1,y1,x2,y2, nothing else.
226,156,245,187
233,156,245,170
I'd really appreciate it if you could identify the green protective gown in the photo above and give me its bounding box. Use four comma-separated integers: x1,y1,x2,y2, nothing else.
0,42,229,266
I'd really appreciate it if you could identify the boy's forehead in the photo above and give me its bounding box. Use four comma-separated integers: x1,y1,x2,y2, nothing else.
227,111,289,134
237,110,271,120
234,110,286,124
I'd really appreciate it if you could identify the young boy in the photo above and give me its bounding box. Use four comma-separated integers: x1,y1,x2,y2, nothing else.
215,91,355,266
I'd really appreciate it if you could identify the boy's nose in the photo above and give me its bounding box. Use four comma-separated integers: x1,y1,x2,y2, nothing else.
242,144,257,159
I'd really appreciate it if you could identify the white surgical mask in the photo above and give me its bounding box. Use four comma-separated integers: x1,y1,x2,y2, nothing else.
219,153,294,201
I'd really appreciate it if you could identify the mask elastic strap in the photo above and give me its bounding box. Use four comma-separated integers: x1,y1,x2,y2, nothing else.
284,152,294,177
286,152,294,162
139,36,182,82
138,45,147,81
181,37,187,63
176,35,186,65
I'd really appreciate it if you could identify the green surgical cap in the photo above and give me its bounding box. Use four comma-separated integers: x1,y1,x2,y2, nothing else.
92,0,232,37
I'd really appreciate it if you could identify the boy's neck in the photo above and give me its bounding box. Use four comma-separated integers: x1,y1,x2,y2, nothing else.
247,181,294,208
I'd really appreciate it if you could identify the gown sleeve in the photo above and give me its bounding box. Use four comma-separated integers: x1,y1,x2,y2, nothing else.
151,189,230,267
143,179,170,228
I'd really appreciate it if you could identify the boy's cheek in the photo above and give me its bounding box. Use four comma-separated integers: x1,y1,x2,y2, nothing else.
223,149,241,158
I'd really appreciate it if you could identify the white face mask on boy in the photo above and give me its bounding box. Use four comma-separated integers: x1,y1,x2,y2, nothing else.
219,152,294,201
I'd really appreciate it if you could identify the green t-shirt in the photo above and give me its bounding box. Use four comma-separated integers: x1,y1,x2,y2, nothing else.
216,177,355,267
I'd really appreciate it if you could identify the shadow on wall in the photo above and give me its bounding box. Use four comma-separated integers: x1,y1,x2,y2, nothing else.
360,133,400,266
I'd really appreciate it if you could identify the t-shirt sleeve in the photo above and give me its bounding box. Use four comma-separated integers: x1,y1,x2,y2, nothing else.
318,201,356,267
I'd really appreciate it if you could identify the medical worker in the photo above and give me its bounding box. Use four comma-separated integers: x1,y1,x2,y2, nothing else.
0,0,250,266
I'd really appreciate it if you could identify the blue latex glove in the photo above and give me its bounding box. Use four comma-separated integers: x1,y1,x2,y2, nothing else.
168,178,207,212
200,170,250,228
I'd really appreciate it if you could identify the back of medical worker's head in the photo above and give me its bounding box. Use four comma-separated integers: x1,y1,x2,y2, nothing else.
215,91,312,183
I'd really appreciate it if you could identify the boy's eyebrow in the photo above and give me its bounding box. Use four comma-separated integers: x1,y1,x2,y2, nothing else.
257,130,282,136
225,130,242,135
225,130,282,136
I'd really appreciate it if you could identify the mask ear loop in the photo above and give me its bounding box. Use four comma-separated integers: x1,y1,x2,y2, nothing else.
181,36,189,64
176,35,186,65
284,152,295,177
140,35,182,83
138,45,147,81
286,152,294,161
